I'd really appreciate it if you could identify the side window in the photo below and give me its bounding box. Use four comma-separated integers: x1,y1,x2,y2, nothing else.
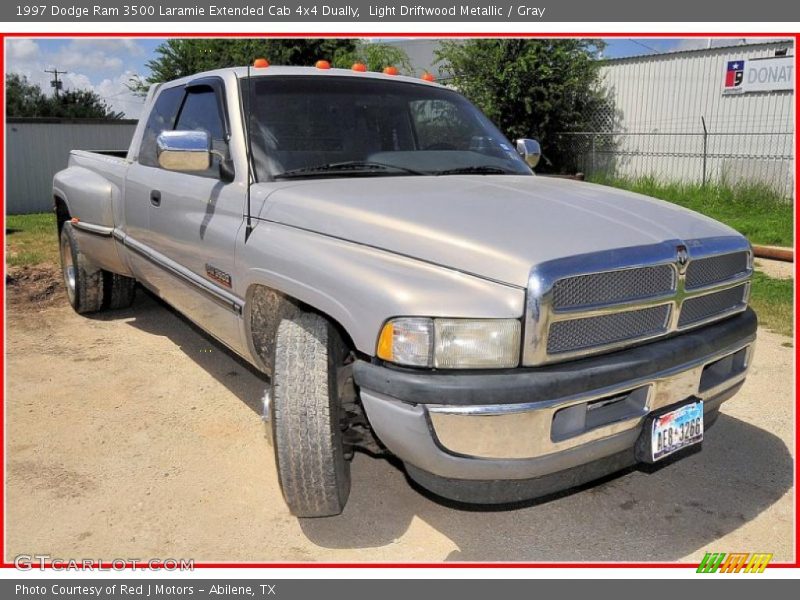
138,86,183,167
173,88,229,178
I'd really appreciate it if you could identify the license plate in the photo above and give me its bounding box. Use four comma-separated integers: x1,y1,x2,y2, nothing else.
650,401,703,461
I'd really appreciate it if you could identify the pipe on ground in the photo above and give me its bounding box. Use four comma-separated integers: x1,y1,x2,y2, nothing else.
752,245,793,263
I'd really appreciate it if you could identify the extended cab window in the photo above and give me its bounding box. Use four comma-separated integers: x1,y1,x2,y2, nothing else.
138,85,183,167
173,88,229,179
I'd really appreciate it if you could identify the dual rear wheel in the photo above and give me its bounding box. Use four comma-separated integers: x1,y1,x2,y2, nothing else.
59,222,136,313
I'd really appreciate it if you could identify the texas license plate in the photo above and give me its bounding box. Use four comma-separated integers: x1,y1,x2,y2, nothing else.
650,401,704,461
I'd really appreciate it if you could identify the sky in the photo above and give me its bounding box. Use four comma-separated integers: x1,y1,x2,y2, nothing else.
3,38,783,119
5,38,165,118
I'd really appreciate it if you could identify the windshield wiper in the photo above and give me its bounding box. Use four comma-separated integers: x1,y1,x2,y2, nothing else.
431,165,511,176
274,161,426,179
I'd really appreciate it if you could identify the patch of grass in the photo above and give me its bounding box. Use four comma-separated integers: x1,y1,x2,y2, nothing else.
588,175,793,248
749,271,794,337
5,212,59,267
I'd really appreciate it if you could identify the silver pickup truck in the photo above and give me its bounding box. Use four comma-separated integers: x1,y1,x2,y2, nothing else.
53,64,757,517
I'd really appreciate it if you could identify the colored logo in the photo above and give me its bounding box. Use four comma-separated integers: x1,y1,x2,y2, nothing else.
725,60,745,89
696,552,773,573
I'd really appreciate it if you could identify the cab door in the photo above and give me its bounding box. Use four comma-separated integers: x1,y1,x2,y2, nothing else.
125,78,247,354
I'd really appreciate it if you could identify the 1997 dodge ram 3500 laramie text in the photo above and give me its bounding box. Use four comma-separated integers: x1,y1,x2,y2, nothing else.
54,64,757,517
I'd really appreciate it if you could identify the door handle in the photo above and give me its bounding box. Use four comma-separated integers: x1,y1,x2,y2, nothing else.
150,190,161,207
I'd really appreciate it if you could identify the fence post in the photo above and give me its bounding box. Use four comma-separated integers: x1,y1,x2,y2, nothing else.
700,116,708,187
590,133,596,175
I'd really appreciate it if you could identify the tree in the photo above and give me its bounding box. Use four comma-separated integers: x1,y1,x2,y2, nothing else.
137,39,356,89
132,39,413,94
5,73,124,119
436,39,609,173
5,73,49,117
332,43,414,74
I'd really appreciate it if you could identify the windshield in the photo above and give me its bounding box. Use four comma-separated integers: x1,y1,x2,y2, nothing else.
241,76,532,180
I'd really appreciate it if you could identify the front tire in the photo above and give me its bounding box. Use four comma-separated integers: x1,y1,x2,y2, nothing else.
271,312,351,517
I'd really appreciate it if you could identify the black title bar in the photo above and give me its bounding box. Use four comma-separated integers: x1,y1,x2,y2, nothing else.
3,1,800,22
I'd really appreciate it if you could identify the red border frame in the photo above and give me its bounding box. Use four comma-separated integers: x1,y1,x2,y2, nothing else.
0,30,797,571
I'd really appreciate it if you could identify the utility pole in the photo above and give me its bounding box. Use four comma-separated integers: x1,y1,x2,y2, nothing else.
45,68,66,99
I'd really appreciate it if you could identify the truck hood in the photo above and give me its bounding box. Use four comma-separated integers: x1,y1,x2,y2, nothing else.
257,176,742,288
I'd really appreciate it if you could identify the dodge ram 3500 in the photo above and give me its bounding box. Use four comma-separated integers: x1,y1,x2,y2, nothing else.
53,64,757,517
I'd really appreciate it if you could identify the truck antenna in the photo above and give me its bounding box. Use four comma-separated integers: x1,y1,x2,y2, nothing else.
244,64,254,242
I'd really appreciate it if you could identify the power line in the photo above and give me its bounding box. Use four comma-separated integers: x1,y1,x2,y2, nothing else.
44,67,67,99
628,39,661,54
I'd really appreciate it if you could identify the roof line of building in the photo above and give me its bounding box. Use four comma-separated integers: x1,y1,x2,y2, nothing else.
601,39,794,64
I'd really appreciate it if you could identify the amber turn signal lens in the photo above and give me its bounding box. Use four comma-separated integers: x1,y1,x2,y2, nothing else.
376,318,433,367
352,62,367,72
376,322,395,361
383,66,399,76
315,60,331,70
253,58,269,68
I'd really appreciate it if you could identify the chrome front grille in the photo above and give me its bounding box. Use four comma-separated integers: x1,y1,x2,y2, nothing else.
547,304,671,354
678,284,749,327
552,265,675,310
685,251,750,289
523,237,753,365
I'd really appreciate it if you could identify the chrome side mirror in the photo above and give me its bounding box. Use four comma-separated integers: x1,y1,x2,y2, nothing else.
157,130,211,172
516,138,542,169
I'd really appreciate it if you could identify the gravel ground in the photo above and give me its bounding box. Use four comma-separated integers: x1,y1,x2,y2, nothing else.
754,258,794,280
5,289,795,564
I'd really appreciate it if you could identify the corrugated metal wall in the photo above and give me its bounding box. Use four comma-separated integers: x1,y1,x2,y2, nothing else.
594,41,794,196
5,119,137,214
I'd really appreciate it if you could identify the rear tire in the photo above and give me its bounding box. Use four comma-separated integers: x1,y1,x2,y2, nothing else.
103,270,136,310
271,312,351,517
59,222,104,314
59,222,137,313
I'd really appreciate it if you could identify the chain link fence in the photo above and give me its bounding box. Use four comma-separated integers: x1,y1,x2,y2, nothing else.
555,129,794,200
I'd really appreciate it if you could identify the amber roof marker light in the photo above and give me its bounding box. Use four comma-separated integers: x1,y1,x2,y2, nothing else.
315,60,331,70
253,58,269,68
352,62,367,72
421,72,436,82
383,66,399,76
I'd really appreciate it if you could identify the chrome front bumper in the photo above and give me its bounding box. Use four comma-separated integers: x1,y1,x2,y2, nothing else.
425,342,752,461
354,309,757,486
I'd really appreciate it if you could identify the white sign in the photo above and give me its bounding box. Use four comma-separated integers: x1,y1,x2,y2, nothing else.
722,55,794,95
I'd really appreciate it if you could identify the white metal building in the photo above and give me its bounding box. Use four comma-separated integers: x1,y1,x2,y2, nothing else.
6,119,137,214
383,38,795,197
596,40,795,197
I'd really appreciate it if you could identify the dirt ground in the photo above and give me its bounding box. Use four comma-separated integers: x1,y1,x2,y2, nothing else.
4,267,795,564
755,257,794,280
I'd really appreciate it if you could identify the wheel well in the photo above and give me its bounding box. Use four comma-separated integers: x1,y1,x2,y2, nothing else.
245,284,360,374
54,196,70,234
248,284,384,457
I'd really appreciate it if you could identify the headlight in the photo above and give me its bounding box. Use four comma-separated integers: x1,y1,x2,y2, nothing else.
377,318,521,369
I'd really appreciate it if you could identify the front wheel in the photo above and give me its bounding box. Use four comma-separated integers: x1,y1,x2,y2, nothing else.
270,312,351,517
